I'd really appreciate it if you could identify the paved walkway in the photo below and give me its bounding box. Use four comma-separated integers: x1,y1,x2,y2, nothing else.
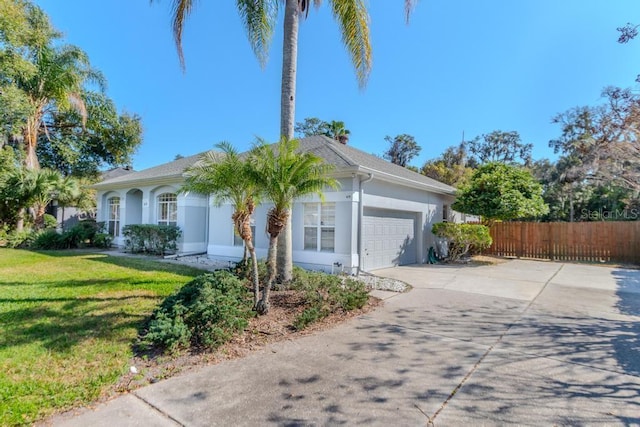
48,260,640,426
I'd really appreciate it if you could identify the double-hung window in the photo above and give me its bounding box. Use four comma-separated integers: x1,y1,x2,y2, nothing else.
304,202,335,252
108,197,120,237
157,193,177,226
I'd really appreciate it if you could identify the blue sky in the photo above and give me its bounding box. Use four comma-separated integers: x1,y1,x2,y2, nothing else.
34,0,640,170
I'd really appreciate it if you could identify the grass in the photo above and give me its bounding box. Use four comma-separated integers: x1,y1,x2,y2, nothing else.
0,249,204,426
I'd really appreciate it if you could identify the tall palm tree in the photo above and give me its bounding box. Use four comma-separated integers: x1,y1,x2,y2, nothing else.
248,137,339,314
181,142,262,307
13,44,104,169
162,0,416,281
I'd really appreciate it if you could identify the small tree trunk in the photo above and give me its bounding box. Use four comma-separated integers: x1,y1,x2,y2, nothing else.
256,234,278,315
16,208,25,232
245,239,260,308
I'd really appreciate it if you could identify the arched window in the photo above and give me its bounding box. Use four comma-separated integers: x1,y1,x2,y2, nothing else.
157,193,177,226
108,197,120,237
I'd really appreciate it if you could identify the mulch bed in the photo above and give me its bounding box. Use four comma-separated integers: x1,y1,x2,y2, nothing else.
113,291,382,395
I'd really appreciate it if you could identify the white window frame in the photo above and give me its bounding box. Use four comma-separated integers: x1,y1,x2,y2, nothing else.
157,193,177,226
303,202,335,252
108,197,120,237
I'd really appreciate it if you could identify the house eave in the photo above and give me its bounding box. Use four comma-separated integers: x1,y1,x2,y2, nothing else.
335,166,456,196
93,174,185,191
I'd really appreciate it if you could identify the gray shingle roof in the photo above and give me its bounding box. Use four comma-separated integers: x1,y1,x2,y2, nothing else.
300,135,456,194
100,167,135,181
94,154,203,188
94,136,455,195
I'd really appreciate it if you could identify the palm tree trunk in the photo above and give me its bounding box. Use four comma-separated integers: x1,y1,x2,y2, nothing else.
257,234,278,315
275,0,298,284
276,215,292,283
24,116,41,170
280,0,298,140
35,204,46,229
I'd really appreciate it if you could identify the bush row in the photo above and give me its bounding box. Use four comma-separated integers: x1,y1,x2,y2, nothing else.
123,224,182,256
1,220,112,250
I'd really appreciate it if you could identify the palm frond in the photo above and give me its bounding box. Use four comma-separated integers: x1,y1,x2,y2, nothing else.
236,0,279,67
329,0,372,89
247,137,339,212
405,0,418,24
168,0,195,70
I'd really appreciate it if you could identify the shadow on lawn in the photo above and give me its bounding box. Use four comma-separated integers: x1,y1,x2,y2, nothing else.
86,252,206,276
0,251,203,354
0,294,153,352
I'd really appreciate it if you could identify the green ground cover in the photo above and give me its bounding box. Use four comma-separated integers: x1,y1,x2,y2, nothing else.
0,249,203,426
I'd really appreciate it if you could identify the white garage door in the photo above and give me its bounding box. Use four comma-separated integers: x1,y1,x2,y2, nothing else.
363,208,417,271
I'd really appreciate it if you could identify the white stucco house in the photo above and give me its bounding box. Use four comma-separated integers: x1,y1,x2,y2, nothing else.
94,135,462,273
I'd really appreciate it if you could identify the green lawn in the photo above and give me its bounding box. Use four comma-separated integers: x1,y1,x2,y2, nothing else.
0,249,204,426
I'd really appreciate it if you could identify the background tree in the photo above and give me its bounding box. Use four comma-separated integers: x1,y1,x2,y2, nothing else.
247,138,338,313
617,22,639,82
323,120,350,143
182,142,262,308
465,130,532,166
453,162,548,225
421,143,474,187
35,91,142,178
550,86,640,193
383,134,421,167
294,117,350,142
0,1,141,174
294,117,329,138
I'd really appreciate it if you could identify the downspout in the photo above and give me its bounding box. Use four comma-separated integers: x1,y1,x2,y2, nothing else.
357,173,374,275
205,193,210,256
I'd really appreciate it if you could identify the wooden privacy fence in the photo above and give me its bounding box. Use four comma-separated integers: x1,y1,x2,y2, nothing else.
485,221,640,264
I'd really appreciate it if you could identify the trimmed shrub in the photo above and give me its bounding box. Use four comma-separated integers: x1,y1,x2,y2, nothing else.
123,224,182,255
92,233,113,249
31,229,65,249
5,230,37,248
43,214,57,229
141,271,253,352
290,270,369,330
432,222,492,262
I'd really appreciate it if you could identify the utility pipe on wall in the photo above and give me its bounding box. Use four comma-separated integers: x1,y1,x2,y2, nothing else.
357,172,374,275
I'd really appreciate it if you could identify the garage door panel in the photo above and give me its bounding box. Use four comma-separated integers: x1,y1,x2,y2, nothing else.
363,210,417,271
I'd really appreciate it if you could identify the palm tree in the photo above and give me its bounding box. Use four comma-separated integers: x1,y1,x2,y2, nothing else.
248,137,339,314
29,168,63,228
181,142,262,307
324,120,350,143
55,175,95,230
163,0,416,282
14,44,104,169
6,167,63,229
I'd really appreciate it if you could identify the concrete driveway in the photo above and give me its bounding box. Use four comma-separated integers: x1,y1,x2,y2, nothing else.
50,260,640,426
